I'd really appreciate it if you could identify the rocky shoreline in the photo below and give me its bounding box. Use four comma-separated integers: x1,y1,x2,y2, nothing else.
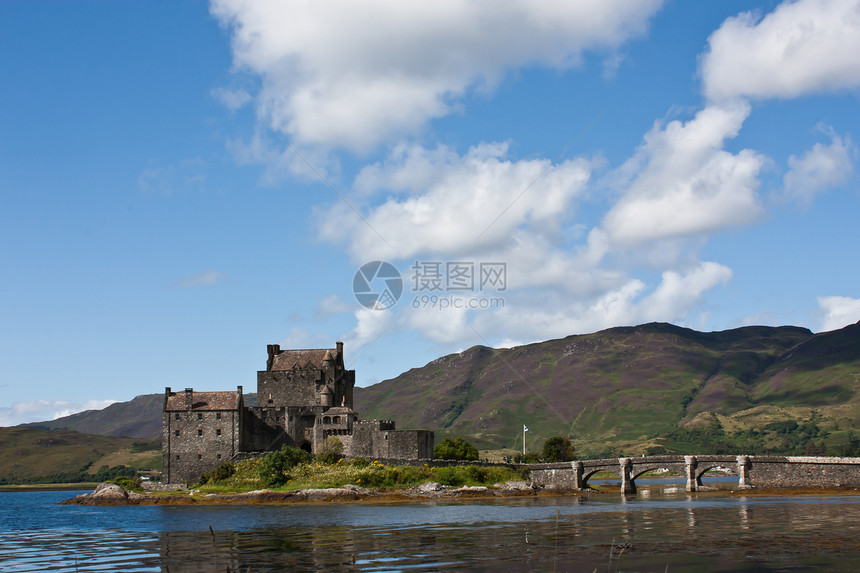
60,480,544,505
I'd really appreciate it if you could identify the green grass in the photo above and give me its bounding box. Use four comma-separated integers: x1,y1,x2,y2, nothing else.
199,459,525,493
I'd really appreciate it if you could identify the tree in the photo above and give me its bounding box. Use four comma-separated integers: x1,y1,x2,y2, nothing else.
258,445,313,487
316,436,344,464
542,436,575,462
434,437,479,461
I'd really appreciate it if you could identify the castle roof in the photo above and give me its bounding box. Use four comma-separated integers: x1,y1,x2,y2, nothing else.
164,390,241,411
270,348,337,371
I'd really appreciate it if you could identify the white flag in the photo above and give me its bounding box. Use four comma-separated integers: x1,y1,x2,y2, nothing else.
524,425,529,432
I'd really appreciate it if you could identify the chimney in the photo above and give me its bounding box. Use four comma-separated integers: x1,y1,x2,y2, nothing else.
184,388,193,411
336,341,344,359
266,344,280,371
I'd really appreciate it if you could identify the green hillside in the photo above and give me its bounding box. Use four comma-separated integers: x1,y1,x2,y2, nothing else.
0,427,160,484
354,322,860,456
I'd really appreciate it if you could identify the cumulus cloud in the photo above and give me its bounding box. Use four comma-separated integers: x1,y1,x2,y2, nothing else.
211,0,663,151
318,142,593,262
0,399,117,427
701,0,860,101
818,295,860,332
783,128,857,204
601,102,765,246
176,270,226,288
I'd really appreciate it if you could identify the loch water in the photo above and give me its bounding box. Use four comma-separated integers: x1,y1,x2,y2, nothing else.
2,482,860,572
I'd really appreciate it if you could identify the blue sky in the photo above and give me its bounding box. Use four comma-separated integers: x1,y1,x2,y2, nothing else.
2,0,859,425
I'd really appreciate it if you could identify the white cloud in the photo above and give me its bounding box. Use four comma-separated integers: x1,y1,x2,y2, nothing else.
340,260,732,350
701,0,860,101
211,86,252,110
0,399,117,427
818,295,860,331
783,128,857,204
277,326,333,349
601,102,765,245
211,0,663,151
316,294,354,319
176,270,225,288
318,142,593,262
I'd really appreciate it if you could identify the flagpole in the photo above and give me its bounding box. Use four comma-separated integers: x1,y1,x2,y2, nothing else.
523,425,526,455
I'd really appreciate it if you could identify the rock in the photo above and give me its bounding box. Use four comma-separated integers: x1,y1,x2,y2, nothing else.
504,480,535,492
452,485,488,494
91,483,128,500
418,482,442,493
297,486,370,500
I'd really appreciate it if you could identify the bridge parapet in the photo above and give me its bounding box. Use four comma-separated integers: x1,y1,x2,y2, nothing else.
528,455,860,493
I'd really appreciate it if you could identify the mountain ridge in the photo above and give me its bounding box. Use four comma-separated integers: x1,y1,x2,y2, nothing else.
17,321,860,456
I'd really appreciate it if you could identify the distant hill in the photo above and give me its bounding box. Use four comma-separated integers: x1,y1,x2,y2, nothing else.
354,321,860,455
0,427,159,484
17,321,860,457
22,394,165,438
21,393,261,439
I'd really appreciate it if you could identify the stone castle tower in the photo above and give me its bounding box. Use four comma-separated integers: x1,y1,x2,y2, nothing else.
162,342,433,483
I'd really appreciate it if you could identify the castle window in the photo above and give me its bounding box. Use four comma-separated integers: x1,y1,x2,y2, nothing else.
333,416,340,424
197,454,202,460
176,455,180,460
323,416,331,424
216,412,221,420
216,429,222,437
174,430,180,437
217,454,222,460
174,413,180,420
197,429,203,437
197,413,203,420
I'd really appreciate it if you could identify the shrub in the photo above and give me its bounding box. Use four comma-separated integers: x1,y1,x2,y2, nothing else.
110,475,142,492
258,446,313,487
434,437,479,461
200,462,236,485
316,436,344,465
512,452,541,464
542,436,576,462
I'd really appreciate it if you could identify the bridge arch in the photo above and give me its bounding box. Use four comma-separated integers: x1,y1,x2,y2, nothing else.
581,467,618,489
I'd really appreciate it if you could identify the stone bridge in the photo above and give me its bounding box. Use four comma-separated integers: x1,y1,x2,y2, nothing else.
528,455,860,493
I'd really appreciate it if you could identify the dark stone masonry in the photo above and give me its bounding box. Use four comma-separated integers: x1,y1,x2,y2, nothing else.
162,342,434,484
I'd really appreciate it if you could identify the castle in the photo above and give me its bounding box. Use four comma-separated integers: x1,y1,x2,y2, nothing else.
162,342,434,483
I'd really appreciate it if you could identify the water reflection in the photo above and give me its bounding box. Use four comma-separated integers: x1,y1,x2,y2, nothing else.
3,489,860,572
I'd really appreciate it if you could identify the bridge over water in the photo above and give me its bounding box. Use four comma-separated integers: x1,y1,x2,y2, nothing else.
528,455,860,493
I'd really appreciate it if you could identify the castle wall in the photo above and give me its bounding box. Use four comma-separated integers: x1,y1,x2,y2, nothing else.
342,420,434,459
240,406,291,452
162,408,242,484
257,370,320,408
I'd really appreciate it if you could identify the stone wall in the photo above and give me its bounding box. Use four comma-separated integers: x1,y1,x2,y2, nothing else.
744,456,860,488
342,421,434,459
162,408,242,484
257,370,320,408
